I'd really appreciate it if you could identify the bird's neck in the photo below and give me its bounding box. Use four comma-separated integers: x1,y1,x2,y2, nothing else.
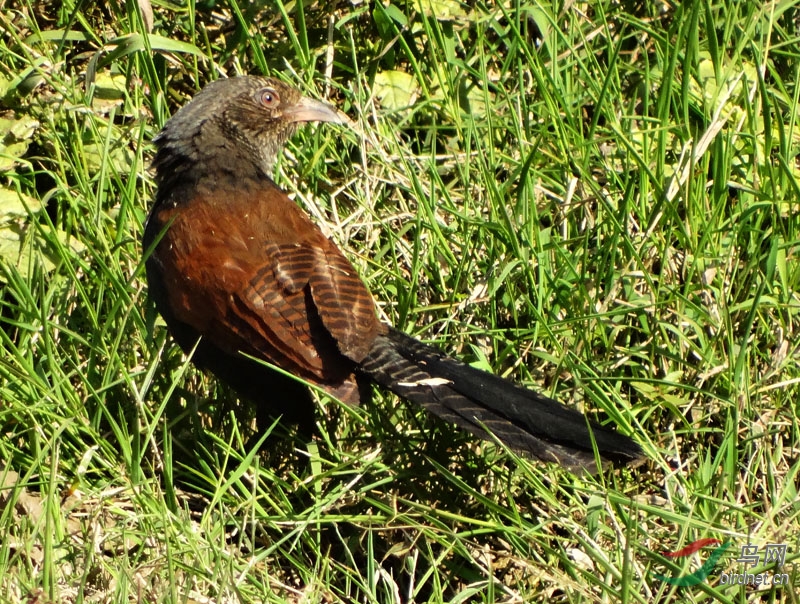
153,143,278,207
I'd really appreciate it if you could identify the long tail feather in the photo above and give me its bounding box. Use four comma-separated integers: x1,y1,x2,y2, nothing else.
358,328,643,471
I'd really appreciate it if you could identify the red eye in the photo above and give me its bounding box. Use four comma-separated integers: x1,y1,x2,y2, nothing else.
258,88,279,107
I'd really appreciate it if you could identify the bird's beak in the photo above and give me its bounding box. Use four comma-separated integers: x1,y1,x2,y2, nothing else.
284,96,352,126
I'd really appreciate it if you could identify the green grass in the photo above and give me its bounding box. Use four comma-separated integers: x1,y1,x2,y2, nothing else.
1,0,799,602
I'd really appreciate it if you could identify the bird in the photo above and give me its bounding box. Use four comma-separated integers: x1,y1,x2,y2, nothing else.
143,75,644,471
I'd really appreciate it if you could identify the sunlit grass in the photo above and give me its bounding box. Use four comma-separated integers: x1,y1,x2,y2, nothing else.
0,1,798,602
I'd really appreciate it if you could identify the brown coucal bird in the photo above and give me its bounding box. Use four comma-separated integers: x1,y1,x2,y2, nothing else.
144,75,643,471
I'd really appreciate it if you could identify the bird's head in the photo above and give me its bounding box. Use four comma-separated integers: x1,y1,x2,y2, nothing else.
153,76,349,188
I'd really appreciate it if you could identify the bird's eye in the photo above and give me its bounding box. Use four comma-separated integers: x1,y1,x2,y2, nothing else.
258,88,280,107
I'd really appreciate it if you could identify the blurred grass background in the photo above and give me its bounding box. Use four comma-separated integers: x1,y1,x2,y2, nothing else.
0,1,799,602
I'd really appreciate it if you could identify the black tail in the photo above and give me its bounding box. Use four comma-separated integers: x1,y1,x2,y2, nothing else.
357,328,643,471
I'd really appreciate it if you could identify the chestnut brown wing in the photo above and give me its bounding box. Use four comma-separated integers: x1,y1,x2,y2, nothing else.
153,185,384,386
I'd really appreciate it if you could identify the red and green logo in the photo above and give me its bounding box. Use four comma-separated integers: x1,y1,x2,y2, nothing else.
653,538,732,586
